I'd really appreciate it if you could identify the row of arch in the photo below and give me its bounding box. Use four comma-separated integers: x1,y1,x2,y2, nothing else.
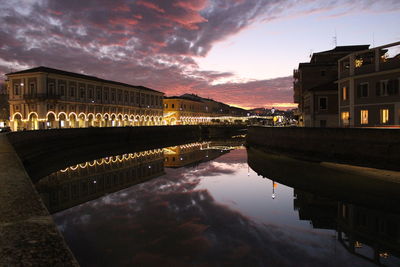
60,149,164,173
11,111,164,131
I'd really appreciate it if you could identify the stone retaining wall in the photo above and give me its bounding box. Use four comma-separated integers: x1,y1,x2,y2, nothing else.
247,126,400,171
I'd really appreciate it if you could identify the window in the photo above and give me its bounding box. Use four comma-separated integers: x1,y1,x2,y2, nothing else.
151,95,154,105
141,94,145,105
380,109,389,124
59,84,65,96
387,79,399,96
70,86,75,97
124,91,129,103
14,84,20,95
318,97,327,110
48,83,55,95
29,83,36,94
87,88,92,99
172,103,175,108
130,92,134,103
79,87,85,98
117,90,122,102
360,110,368,124
357,83,368,97
111,90,116,101
165,103,168,108
104,89,109,101
376,80,388,96
97,89,101,100
341,112,350,126
342,87,347,101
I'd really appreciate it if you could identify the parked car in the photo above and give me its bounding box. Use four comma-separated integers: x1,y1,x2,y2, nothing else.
0,126,11,132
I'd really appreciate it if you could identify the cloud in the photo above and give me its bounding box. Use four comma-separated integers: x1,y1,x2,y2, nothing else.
53,148,371,266
0,0,399,109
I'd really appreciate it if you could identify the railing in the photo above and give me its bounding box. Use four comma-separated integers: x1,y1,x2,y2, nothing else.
338,41,400,78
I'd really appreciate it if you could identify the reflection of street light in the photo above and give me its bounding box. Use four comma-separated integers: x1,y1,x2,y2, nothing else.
272,180,277,199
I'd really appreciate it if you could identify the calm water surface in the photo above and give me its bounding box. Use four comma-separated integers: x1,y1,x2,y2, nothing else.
36,141,400,266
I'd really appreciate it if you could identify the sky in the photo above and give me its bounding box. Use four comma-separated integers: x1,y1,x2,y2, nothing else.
1,0,400,109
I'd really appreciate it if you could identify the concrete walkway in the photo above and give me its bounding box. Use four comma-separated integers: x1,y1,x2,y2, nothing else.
0,134,78,266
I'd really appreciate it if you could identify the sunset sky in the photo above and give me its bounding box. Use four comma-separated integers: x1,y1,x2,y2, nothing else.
1,0,399,109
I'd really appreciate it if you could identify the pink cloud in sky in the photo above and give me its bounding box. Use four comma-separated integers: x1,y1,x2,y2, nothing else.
0,0,399,109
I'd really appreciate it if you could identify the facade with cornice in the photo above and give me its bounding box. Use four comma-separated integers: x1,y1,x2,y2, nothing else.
6,66,164,130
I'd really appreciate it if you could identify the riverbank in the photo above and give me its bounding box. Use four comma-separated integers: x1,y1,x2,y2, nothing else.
247,146,400,212
0,125,245,265
247,126,400,171
0,134,79,266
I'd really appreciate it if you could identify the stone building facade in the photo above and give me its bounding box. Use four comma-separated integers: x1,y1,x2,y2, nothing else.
163,94,248,125
294,45,369,127
337,41,400,127
6,66,164,131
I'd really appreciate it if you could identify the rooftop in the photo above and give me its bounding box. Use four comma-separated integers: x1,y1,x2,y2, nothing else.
6,66,162,94
315,45,370,54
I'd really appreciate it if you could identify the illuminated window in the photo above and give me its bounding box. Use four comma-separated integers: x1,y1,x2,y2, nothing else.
355,58,363,68
360,110,368,124
342,87,347,100
341,112,349,126
380,109,389,124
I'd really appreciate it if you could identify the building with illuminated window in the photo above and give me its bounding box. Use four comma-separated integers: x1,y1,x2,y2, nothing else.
294,45,369,127
5,66,164,131
163,142,228,168
36,149,165,213
337,41,400,127
163,94,248,125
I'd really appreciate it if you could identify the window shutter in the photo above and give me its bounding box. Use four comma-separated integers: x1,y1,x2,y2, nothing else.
388,80,394,95
394,79,400,95
376,82,381,96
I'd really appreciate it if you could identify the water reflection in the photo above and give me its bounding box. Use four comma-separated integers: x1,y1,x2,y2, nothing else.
37,140,400,266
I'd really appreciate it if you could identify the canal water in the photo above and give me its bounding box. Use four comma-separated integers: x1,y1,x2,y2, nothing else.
35,139,400,266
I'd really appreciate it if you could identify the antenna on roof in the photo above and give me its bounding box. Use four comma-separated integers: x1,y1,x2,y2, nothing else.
333,29,337,47
372,32,375,48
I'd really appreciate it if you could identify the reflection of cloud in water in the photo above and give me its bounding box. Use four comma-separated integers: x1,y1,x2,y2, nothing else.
54,150,372,267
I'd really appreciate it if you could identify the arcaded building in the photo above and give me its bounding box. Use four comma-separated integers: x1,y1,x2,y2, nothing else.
6,66,164,131
338,41,400,127
163,94,248,125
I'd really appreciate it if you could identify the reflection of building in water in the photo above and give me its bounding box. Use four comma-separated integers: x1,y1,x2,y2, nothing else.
163,142,231,168
293,189,400,266
36,149,165,213
293,189,337,230
338,203,400,266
